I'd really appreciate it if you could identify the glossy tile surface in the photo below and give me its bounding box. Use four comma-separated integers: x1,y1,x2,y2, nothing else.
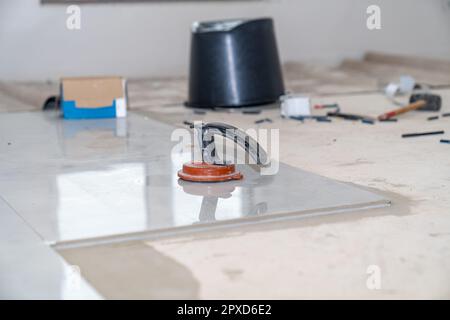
0,197,101,299
0,111,388,244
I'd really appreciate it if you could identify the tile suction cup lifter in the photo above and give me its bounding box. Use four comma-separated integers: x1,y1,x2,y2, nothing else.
178,122,270,182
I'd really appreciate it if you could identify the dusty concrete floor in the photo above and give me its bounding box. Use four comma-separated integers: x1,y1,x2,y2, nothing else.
3,55,450,299
61,88,450,299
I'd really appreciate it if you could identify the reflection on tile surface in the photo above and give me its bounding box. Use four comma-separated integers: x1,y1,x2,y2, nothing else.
0,197,100,299
0,112,388,244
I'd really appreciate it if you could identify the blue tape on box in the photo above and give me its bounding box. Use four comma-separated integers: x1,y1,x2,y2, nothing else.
62,100,117,119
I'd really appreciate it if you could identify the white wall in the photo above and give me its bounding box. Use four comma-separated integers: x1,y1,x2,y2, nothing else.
0,0,449,81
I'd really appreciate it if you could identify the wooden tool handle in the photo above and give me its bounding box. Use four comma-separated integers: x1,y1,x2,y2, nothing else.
378,100,426,120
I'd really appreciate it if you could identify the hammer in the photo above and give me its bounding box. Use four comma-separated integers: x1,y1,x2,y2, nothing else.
409,93,442,112
378,93,442,121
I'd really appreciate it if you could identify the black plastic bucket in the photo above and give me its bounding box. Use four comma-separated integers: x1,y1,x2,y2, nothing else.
187,18,285,108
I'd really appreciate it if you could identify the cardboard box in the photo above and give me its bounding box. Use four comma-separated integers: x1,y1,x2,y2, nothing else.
61,76,127,119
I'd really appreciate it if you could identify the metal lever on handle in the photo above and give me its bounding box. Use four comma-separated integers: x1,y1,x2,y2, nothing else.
193,122,269,166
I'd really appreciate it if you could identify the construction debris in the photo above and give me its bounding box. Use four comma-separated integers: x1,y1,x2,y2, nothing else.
242,110,262,115
327,111,373,122
379,118,398,122
361,119,375,125
289,115,329,122
255,118,273,124
402,131,445,138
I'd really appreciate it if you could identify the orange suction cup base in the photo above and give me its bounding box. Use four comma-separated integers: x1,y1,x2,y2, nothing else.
178,162,243,182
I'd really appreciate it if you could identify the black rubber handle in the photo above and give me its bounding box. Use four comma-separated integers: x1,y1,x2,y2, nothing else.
194,122,269,166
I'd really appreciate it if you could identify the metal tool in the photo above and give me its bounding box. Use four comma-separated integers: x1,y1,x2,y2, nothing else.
178,122,269,182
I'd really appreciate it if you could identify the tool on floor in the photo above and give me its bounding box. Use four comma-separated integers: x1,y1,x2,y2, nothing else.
178,122,269,182
440,139,450,144
382,77,442,110
402,130,445,138
378,100,426,121
410,93,442,112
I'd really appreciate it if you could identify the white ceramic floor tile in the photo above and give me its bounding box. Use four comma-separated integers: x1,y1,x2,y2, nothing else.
0,197,101,299
0,112,388,245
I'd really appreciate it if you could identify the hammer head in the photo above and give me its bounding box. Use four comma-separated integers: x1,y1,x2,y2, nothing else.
410,93,442,112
